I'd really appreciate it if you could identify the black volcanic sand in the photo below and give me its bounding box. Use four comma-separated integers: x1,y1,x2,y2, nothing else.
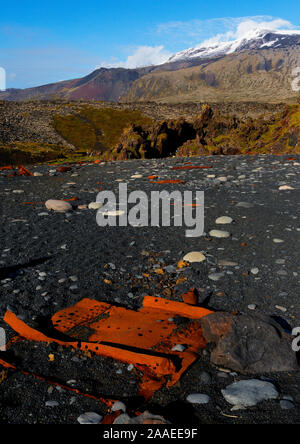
0,155,300,424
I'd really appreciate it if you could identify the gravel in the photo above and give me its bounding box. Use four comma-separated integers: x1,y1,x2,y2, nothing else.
1,155,300,424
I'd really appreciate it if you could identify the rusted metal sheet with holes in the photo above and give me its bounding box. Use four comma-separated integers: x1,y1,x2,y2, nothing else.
2,296,213,398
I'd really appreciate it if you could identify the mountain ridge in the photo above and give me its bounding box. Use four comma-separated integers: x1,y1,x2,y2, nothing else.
1,29,300,103
168,28,300,62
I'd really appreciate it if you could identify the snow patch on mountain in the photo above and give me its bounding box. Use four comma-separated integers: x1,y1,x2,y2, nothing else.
168,29,300,62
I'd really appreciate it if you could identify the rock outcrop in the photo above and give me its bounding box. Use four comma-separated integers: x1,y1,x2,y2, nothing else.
110,103,300,160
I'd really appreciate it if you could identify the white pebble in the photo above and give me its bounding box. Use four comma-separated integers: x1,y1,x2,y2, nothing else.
102,210,125,217
88,202,103,210
279,185,294,190
275,305,287,313
171,344,186,352
209,230,230,238
45,199,72,212
183,252,206,263
215,216,233,224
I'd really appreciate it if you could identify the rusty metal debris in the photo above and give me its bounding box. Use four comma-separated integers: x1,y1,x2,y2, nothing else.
1,295,212,400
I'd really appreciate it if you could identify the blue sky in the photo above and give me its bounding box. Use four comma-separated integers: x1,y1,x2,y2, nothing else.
1,0,300,88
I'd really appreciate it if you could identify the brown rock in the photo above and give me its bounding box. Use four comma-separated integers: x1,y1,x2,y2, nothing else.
200,312,233,343
200,312,298,374
57,166,72,173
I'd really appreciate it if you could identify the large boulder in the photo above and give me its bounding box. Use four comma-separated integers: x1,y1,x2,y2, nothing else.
200,312,298,373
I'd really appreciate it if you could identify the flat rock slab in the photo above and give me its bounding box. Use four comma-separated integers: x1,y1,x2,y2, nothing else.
222,379,279,407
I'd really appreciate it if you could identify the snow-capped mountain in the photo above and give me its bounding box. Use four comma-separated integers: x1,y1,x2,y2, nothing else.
168,29,300,62
2,28,300,103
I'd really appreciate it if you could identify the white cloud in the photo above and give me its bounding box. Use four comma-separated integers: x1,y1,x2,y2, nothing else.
200,17,296,46
96,16,300,69
156,15,299,49
236,18,293,38
97,45,171,69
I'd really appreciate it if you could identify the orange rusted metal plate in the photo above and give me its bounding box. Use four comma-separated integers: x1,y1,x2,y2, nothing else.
3,296,213,399
148,179,185,184
17,166,34,176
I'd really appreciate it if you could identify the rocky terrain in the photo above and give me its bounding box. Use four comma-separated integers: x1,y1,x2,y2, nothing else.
0,155,300,424
0,100,299,166
123,48,300,103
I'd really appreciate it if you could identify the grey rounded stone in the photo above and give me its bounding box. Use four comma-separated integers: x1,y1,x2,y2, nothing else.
77,412,103,424
113,413,131,424
236,202,254,208
221,379,279,407
280,400,294,410
186,393,210,404
111,401,126,412
45,400,59,407
208,272,225,281
199,371,212,385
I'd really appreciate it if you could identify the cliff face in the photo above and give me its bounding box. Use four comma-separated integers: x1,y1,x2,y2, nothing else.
109,103,300,160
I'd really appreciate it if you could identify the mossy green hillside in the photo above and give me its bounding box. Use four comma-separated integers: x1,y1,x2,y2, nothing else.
52,107,153,153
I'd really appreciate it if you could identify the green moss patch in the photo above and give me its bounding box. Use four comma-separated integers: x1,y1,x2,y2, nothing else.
52,107,153,154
